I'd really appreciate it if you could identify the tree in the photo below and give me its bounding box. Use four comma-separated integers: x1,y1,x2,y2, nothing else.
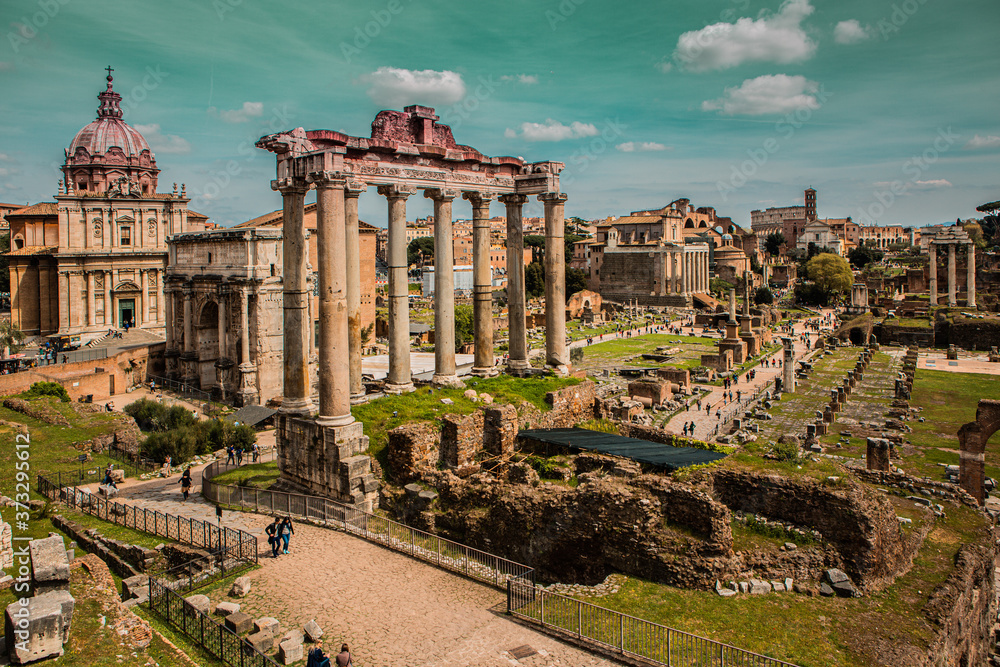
709,278,734,296
806,253,853,298
565,265,587,297
848,245,883,269
454,304,474,352
524,235,545,263
976,200,1000,244
962,222,986,248
525,261,545,298
0,321,26,357
764,232,786,257
360,322,374,348
753,286,774,305
406,237,435,267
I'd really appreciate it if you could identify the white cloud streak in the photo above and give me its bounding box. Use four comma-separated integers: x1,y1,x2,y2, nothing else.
834,19,871,44
133,124,192,154
616,142,670,152
505,119,599,142
702,74,821,115
362,67,466,108
964,134,1000,150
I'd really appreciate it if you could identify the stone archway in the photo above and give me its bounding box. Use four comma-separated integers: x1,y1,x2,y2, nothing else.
196,300,220,390
958,400,1000,504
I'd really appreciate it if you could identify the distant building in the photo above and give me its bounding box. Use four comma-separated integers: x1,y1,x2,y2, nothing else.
422,264,474,296
859,224,908,249
750,188,817,248
796,219,844,255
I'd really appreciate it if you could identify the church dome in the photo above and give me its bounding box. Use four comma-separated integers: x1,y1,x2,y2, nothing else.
69,116,151,158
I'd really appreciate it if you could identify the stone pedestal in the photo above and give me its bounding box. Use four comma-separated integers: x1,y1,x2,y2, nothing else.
867,438,891,472
236,363,259,407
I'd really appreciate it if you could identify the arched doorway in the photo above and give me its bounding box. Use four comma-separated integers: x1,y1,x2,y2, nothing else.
958,400,1000,504
113,282,141,328
197,300,220,390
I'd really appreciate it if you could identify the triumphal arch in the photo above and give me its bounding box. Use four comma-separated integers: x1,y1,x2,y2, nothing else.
256,105,568,507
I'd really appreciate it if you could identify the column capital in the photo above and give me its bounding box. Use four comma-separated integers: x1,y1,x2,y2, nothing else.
499,193,528,206
344,180,366,198
306,171,347,188
377,184,418,200
538,192,568,204
424,188,460,202
271,177,309,194
462,191,495,205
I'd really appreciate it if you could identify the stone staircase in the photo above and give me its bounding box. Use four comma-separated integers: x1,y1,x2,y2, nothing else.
87,328,165,350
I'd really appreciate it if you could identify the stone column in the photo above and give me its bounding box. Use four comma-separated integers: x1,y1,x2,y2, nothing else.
783,337,796,393
680,253,687,295
967,243,976,307
948,243,957,307
379,185,416,393
240,289,251,365
669,251,677,294
501,194,529,370
928,244,938,305
427,189,460,386
182,291,193,354
313,174,354,427
466,192,496,376
105,271,114,326
156,270,164,324
164,287,173,348
541,192,569,372
276,180,313,415
58,272,68,331
140,269,149,327
86,272,96,327
217,292,227,360
345,182,365,401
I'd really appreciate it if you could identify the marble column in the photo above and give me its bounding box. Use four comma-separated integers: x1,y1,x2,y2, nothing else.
182,291,193,354
466,192,496,376
680,253,687,295
155,270,164,324
928,244,938,305
541,192,569,372
276,180,313,415
379,185,416,393
86,272,96,328
345,182,365,401
240,289,251,366
948,243,957,307
427,189,460,386
669,251,677,294
217,293,227,360
313,175,353,427
140,269,149,327
58,272,69,331
501,194,529,370
164,287,174,348
967,244,976,307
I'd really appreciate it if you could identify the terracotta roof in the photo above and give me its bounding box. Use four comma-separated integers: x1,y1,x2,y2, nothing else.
6,202,58,217
6,245,57,256
599,216,662,226
188,210,208,220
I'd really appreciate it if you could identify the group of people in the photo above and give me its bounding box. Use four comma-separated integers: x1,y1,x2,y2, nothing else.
307,641,353,667
265,516,295,557
225,443,260,465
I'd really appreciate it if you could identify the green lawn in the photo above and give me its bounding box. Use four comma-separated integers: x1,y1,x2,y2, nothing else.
210,461,281,488
573,333,717,371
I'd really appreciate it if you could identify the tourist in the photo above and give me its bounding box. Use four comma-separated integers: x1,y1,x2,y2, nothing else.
252,442,260,463
235,446,244,466
226,445,235,465
307,642,330,667
102,466,118,490
279,516,294,554
266,517,281,557
335,644,353,667
179,468,192,501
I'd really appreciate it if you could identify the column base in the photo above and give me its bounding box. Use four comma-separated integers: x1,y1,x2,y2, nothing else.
432,373,464,388
384,381,415,394
316,412,355,428
349,392,367,405
471,366,499,378
280,397,315,416
546,363,571,377
506,359,530,371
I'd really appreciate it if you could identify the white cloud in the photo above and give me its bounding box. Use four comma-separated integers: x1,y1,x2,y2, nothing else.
216,101,264,123
506,119,599,142
673,0,817,72
500,74,539,84
915,179,952,188
834,19,871,44
656,61,673,73
964,134,1000,150
702,74,821,115
362,67,466,108
0,153,9,161
133,124,192,154
616,142,670,152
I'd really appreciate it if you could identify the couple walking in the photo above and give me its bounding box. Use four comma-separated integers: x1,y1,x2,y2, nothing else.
265,516,294,557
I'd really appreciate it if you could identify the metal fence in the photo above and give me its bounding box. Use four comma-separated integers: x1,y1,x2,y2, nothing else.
36,473,257,561
507,577,798,667
202,458,534,590
148,375,213,403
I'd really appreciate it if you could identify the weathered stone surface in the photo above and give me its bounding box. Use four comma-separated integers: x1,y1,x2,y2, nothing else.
281,629,304,645
29,535,70,592
121,575,149,601
303,619,323,642
832,579,857,598
246,630,274,654
819,582,835,597
717,588,736,597
224,611,253,635
823,568,850,585
278,639,303,664
4,590,73,663
230,576,251,598
185,594,210,615
213,601,240,617
749,579,771,595
771,581,785,592
254,617,280,636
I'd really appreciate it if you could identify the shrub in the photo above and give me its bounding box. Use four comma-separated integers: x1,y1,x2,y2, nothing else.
125,398,197,432
773,440,801,462
21,381,69,403
570,347,584,364
525,454,563,479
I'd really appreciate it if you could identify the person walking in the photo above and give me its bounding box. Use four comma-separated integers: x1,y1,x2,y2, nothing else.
266,517,281,557
335,644,353,667
226,445,235,465
179,468,193,501
235,446,244,466
252,442,260,463
279,516,294,554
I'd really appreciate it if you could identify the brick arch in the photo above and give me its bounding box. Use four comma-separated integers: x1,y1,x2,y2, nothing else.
958,399,1000,504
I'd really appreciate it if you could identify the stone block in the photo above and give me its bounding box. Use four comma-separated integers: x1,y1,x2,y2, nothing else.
254,617,280,636
246,630,274,654
717,588,736,597
121,575,149,601
819,582,835,597
738,581,749,594
224,611,253,635
29,535,70,593
823,568,850,585
281,629,304,645
185,594,211,615
278,639,303,664
230,576,251,598
303,619,323,642
213,601,240,617
784,577,794,591
748,579,771,595
771,581,785,592
4,591,73,664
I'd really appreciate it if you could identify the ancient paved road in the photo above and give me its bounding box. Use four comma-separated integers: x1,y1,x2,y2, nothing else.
108,473,620,666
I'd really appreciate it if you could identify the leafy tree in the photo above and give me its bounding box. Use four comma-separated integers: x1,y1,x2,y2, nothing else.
524,235,545,263
764,232,786,257
962,222,986,248
709,278,734,296
0,321,26,357
749,254,763,275
406,237,435,266
806,253,853,298
565,265,587,297
753,286,774,305
454,304,474,352
976,200,1000,244
848,245,883,269
360,322,374,348
793,282,829,306
21,381,69,402
525,261,545,298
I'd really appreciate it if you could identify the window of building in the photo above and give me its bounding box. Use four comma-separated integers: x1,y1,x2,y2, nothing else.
120,226,131,246
208,252,213,263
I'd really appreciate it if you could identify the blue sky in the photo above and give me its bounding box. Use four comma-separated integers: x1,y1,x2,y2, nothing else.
0,0,997,229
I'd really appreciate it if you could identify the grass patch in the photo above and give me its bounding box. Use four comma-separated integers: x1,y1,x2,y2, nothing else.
210,461,281,489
